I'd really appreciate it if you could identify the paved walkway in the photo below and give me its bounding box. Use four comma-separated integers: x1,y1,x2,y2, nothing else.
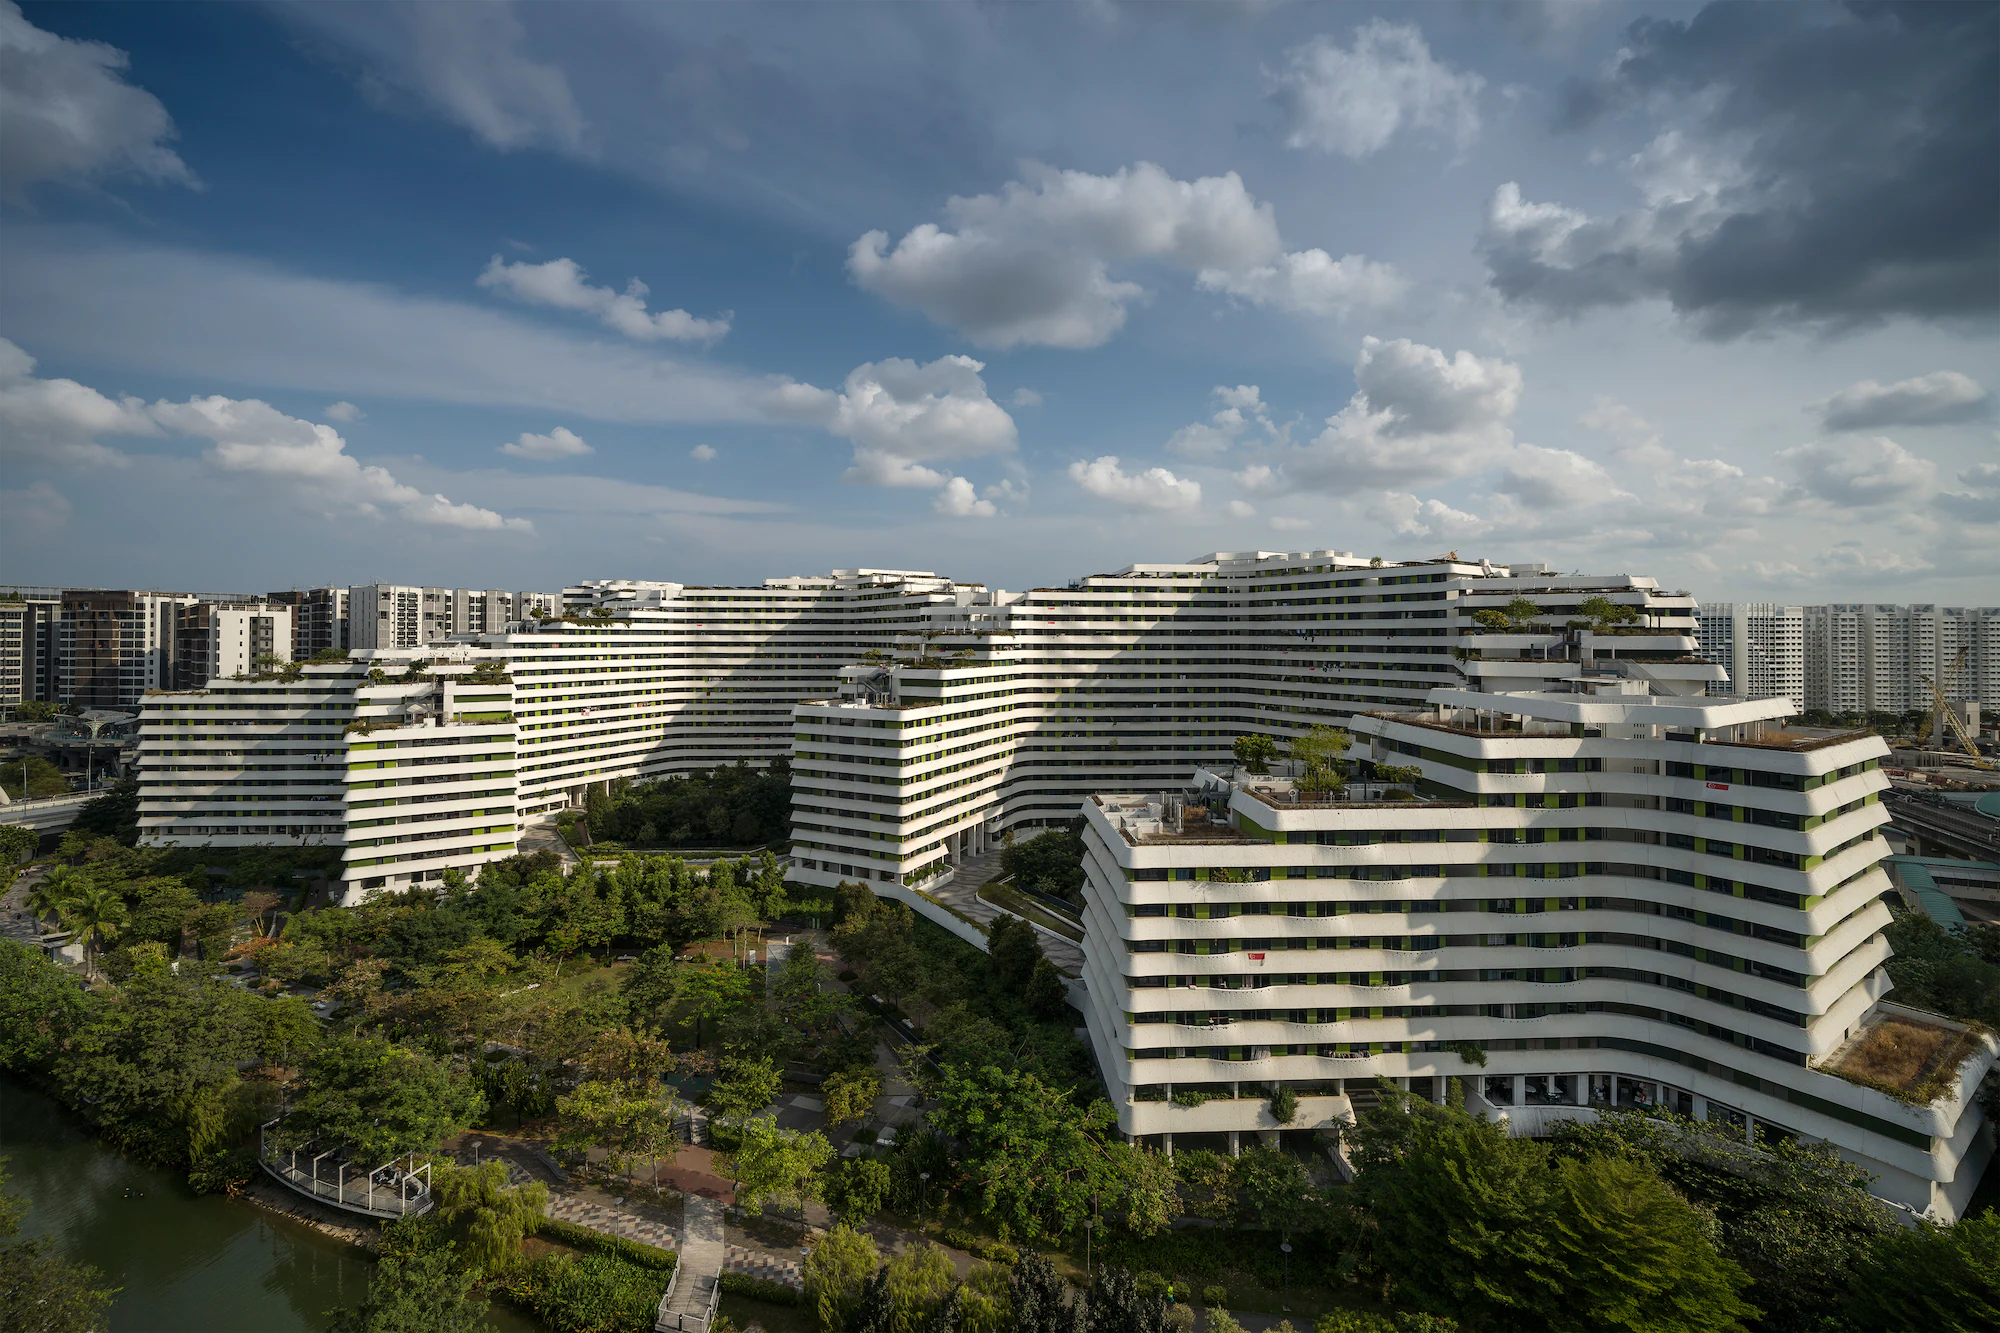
664,1195,725,1318
925,848,1086,974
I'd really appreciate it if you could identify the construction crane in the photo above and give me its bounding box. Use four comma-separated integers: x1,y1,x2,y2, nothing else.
1915,647,1989,766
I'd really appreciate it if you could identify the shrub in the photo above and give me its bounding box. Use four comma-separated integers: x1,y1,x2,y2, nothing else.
944,1228,1019,1265
533,1216,677,1270
1202,1284,1228,1307
505,1251,669,1333
720,1271,803,1305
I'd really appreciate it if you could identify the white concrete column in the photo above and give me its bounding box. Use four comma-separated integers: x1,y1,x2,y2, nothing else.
1512,1075,1525,1106
1227,1130,1241,1157
1692,1095,1709,1121
1162,1133,1175,1158
1258,1129,1279,1148
1434,1075,1447,1105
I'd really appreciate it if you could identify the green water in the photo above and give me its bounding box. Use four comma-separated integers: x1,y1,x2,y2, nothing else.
0,1080,538,1332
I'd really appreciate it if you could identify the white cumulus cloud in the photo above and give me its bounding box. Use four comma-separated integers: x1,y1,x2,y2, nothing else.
500,426,592,460
1816,371,1989,431
0,0,196,200
152,395,532,532
1781,436,1939,509
0,337,154,466
1268,21,1484,158
1284,336,1522,490
1167,384,1281,460
828,355,1017,490
322,400,364,422
1198,248,1407,319
689,444,717,462
1494,444,1629,509
1069,456,1202,512
478,255,730,343
933,476,997,518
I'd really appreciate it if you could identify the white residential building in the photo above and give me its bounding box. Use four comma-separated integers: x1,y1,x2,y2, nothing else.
348,585,560,649
1802,603,2000,716
1697,603,1805,709
137,649,520,898
785,554,1717,891
173,602,295,688
1074,674,1995,1222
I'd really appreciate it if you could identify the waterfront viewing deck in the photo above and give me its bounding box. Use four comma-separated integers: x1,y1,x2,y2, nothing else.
258,1122,433,1219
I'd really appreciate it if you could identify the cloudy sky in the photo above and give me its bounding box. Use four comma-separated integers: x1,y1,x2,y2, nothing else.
1,0,1994,600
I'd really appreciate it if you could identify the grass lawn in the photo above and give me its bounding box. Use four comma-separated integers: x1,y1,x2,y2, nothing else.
976,881,1084,942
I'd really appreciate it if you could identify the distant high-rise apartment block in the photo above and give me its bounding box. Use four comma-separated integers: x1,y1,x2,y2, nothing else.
57,589,196,709
1802,604,2000,715
173,602,294,689
348,586,558,649
0,590,62,710
268,587,349,658
1696,603,1805,709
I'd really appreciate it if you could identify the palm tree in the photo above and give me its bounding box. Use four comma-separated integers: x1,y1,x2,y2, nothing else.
60,881,127,980
24,866,79,930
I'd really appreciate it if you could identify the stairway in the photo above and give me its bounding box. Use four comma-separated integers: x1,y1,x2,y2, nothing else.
657,1194,724,1330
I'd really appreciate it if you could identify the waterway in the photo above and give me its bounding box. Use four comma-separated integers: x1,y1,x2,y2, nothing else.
1,1079,538,1332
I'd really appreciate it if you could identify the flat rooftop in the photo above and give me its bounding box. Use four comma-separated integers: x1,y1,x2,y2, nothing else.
1820,1007,1987,1102
1092,795,1258,845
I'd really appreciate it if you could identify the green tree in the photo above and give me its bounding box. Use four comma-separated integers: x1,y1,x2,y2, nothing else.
928,1063,1123,1242
69,778,139,845
1268,1085,1298,1125
708,1055,783,1124
0,1156,119,1333
986,914,1044,989
823,1066,882,1128
1288,726,1352,797
59,880,127,976
1574,596,1639,630
1230,1145,1318,1236
55,966,264,1169
1502,597,1542,628
258,994,322,1068
718,1115,832,1210
0,824,36,866
1232,734,1277,775
1352,1107,1566,1328
1087,1266,1172,1333
880,1242,957,1333
804,1222,880,1332
1026,957,1070,1021
326,1219,489,1333
0,939,90,1073
11,701,58,723
1008,1252,1086,1333
1,755,68,800
553,1080,637,1176
1546,1154,1755,1332
1108,1143,1177,1238
680,962,754,1047
431,1160,548,1274
998,823,1088,905
290,1035,485,1164
826,1158,890,1221
1844,1211,2000,1333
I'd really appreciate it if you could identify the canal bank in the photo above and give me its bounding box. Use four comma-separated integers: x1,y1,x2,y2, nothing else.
0,1079,536,1331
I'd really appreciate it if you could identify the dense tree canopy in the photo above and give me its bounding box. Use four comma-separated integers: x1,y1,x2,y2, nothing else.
584,762,791,848
1000,822,1087,906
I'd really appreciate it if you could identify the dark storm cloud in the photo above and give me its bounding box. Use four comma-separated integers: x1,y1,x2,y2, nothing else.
1493,1,1999,334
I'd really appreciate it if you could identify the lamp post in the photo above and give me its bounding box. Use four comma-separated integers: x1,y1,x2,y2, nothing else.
1280,1241,1292,1312
918,1170,930,1223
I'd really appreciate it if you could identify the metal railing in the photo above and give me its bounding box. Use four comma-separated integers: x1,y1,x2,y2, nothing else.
653,1262,717,1333
258,1121,434,1218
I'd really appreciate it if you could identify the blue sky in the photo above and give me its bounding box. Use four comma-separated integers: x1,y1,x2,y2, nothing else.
1,0,1994,599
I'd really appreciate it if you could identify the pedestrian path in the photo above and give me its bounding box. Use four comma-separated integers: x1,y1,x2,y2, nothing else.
663,1194,725,1319
725,1242,804,1290
546,1194,682,1252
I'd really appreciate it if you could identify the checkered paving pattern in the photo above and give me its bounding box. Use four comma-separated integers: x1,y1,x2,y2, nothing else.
725,1245,804,1291
545,1194,681,1251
